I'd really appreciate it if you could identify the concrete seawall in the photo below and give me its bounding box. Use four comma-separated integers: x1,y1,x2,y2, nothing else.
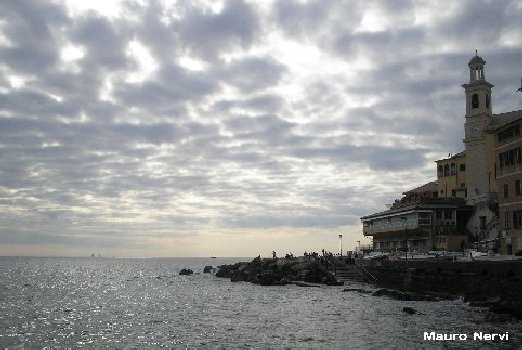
359,260,522,317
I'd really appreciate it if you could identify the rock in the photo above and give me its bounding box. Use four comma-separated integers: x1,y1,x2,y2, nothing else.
343,288,372,294
294,281,321,288
203,266,213,274
258,273,285,286
215,258,339,287
216,262,247,278
402,307,417,314
179,268,193,276
230,270,246,282
372,288,440,301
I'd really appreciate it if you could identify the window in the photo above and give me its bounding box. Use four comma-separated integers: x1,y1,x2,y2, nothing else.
499,148,522,169
513,211,522,229
436,210,443,220
437,165,443,178
472,94,479,109
460,164,466,171
498,124,520,142
504,184,509,198
443,164,450,177
444,210,452,220
505,211,511,229
486,94,490,109
516,180,521,196
451,189,456,197
418,212,431,225
450,163,456,175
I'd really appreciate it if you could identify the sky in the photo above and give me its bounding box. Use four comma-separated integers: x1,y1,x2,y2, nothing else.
0,0,521,257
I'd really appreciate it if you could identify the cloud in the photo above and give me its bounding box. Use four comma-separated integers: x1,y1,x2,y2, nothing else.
0,0,521,256
172,0,260,61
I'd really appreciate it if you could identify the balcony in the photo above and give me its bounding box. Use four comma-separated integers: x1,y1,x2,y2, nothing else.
363,220,431,236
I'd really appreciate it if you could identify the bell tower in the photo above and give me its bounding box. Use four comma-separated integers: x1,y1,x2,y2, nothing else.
462,54,494,199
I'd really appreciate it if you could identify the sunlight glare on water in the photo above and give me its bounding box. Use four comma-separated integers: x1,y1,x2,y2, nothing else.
0,257,521,348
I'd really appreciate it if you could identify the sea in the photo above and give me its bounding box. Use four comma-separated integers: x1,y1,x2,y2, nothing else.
1,256,521,349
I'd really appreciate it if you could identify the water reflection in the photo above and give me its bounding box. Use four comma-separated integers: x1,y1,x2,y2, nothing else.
0,257,520,348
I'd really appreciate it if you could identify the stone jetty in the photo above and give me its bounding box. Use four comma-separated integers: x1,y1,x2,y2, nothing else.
215,257,342,286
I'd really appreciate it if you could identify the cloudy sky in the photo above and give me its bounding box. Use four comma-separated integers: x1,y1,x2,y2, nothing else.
1,0,521,257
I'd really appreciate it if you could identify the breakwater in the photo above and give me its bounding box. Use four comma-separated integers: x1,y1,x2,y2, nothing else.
359,259,522,318
215,257,342,286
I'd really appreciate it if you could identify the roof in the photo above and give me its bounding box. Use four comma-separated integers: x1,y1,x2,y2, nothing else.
435,150,466,163
485,110,522,133
360,198,470,221
468,55,486,67
403,181,438,195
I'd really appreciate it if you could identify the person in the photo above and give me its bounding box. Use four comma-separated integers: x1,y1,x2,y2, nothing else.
348,251,352,264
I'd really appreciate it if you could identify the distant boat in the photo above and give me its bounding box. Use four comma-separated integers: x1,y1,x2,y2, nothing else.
211,256,216,259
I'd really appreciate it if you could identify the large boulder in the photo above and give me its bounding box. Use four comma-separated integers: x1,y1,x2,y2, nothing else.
179,268,193,276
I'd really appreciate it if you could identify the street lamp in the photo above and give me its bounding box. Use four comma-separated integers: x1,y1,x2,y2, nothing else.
339,234,343,258
400,217,408,262
357,240,360,253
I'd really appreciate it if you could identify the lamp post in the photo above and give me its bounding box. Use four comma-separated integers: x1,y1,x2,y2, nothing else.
357,240,360,253
400,217,408,262
339,234,343,258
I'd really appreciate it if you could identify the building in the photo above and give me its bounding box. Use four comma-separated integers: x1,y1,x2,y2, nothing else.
436,151,467,198
486,112,522,254
362,54,522,253
461,55,499,251
362,183,472,253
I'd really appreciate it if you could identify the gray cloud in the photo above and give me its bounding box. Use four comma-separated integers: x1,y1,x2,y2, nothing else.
0,0,521,255
173,0,260,61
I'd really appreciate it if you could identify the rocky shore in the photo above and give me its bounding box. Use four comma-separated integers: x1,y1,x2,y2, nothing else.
215,257,342,286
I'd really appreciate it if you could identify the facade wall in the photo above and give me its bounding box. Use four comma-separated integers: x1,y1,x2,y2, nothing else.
436,154,467,197
495,121,522,254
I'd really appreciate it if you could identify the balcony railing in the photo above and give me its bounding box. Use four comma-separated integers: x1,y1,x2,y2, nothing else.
363,221,431,235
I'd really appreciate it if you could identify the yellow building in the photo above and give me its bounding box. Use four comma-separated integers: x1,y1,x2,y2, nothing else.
361,54,521,253
436,151,467,198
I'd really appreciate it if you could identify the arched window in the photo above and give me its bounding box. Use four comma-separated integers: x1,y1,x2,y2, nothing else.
443,164,450,177
472,94,479,109
486,94,490,109
450,163,456,175
438,165,443,178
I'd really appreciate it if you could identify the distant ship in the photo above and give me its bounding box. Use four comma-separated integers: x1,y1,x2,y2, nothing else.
211,256,216,259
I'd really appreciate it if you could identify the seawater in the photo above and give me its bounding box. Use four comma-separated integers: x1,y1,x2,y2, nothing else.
1,257,521,349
